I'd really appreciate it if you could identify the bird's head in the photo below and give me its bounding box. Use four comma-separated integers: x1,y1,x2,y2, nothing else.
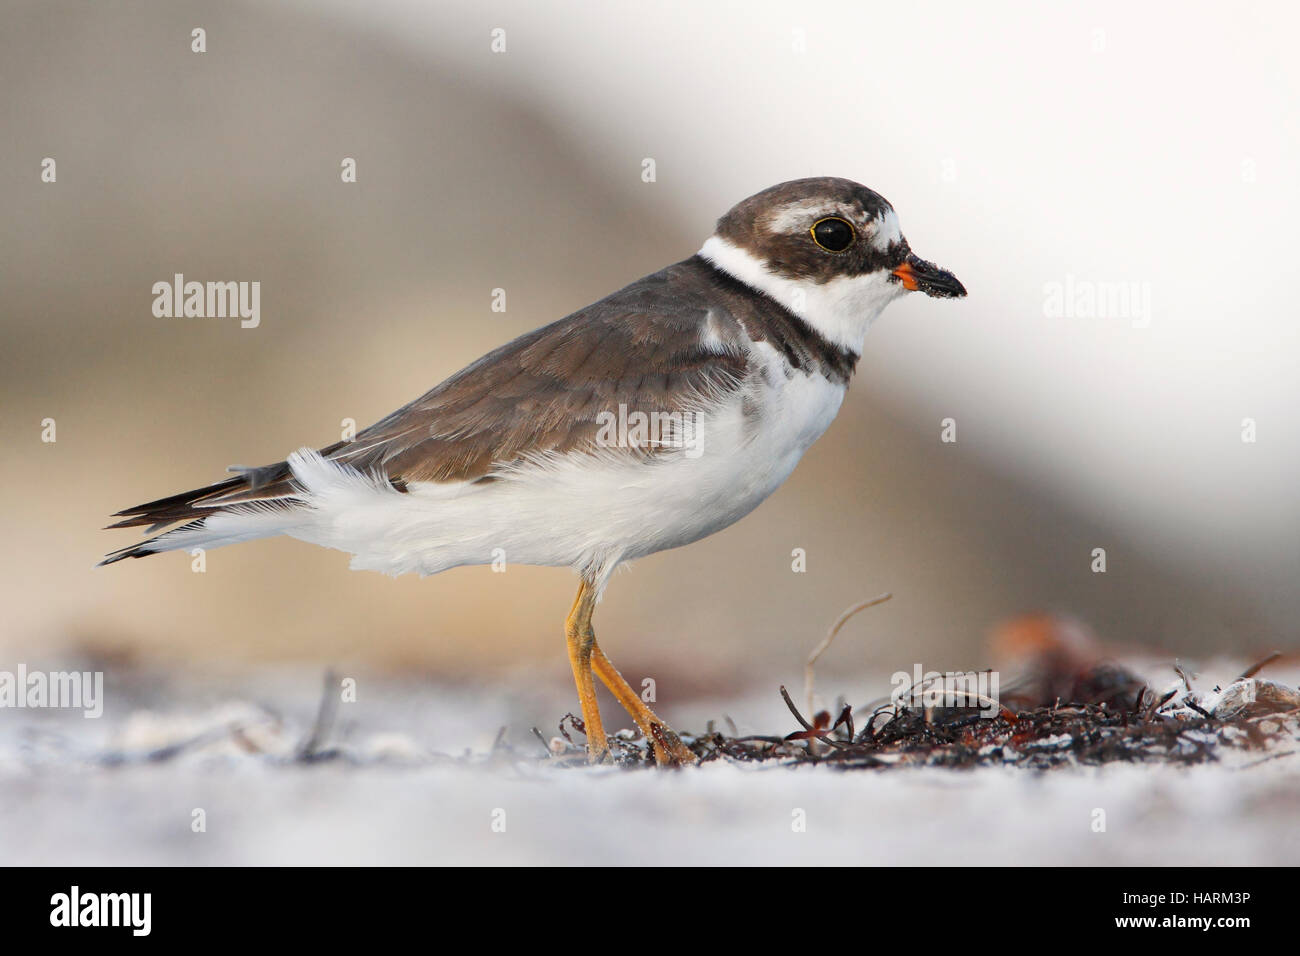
700,177,965,353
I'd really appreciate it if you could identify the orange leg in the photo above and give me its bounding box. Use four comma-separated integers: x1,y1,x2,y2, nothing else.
591,641,697,765
565,580,607,762
564,577,696,766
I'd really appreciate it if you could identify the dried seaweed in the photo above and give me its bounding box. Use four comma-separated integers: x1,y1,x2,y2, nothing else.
44,651,1296,774
559,654,1300,771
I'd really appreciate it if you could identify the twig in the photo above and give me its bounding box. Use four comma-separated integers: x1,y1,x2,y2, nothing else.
782,684,817,732
805,592,892,717
296,668,339,760
1234,750,1298,771
142,725,244,763
530,726,552,758
835,703,854,742
1131,685,1148,716
1237,652,1282,681
779,685,851,750
1143,688,1178,722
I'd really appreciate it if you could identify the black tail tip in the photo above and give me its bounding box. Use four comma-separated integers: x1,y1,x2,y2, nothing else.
96,546,149,567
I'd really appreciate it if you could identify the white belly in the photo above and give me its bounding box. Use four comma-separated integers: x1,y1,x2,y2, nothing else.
285,353,847,589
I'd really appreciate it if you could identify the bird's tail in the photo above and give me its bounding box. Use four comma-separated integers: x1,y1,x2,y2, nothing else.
97,452,330,566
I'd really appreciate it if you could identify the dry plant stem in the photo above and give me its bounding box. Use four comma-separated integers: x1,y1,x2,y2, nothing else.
780,685,851,750
805,593,892,718
1238,652,1282,681
296,668,339,760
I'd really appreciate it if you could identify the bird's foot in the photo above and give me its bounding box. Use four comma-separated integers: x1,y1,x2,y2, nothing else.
644,720,697,766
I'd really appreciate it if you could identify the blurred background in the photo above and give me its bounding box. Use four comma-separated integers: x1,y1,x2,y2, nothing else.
2,0,1297,720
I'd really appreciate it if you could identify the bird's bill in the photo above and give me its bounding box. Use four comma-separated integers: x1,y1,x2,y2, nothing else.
891,253,967,298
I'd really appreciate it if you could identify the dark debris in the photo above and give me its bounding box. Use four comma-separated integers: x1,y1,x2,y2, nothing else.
558,657,1300,771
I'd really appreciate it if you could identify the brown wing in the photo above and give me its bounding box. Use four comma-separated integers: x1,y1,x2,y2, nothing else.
107,259,751,533
334,293,748,483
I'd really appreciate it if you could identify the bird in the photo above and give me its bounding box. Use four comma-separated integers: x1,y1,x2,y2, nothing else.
100,176,965,766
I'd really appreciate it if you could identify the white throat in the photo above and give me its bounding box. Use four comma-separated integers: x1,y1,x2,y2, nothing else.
698,235,905,355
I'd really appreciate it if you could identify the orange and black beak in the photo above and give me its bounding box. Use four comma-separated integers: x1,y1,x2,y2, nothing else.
891,252,966,299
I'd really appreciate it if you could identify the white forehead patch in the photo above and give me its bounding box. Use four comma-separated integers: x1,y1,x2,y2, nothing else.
766,200,846,233
870,208,902,252
767,200,902,252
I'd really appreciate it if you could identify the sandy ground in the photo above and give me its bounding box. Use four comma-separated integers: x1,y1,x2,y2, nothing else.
2,665,1297,866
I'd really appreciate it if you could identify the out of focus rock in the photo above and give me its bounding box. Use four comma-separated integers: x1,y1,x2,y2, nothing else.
993,614,1145,709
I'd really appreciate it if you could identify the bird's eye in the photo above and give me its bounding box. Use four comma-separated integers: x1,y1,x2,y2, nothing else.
810,217,855,253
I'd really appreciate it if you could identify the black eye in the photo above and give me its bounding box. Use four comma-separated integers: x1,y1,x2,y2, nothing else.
810,217,855,253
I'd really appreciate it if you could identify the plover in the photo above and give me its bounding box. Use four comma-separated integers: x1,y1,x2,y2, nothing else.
102,177,965,765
